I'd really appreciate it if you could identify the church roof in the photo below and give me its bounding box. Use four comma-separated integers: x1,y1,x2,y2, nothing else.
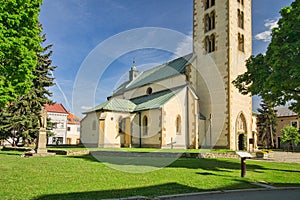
132,87,184,111
111,53,194,97
85,86,186,113
85,98,136,113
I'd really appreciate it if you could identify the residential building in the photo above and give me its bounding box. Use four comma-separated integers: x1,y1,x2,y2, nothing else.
66,113,81,144
275,107,300,148
45,104,68,144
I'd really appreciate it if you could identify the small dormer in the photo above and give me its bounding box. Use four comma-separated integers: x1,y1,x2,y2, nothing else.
129,60,138,81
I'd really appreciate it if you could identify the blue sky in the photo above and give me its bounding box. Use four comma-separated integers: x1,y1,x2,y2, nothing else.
39,0,294,116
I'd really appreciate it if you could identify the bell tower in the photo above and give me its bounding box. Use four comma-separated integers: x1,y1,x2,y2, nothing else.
192,0,253,150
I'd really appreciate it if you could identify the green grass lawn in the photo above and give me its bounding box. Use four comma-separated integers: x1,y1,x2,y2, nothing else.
1,150,300,200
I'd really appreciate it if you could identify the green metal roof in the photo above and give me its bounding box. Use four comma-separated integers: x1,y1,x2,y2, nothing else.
85,87,186,114
132,87,184,111
85,98,136,113
111,53,194,96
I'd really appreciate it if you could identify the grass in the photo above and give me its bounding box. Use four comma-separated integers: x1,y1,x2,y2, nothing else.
1,150,300,200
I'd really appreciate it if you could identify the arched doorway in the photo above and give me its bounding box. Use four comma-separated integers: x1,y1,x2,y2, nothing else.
238,133,246,150
236,112,247,151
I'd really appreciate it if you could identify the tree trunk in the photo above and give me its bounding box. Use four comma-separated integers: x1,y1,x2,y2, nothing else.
270,124,274,148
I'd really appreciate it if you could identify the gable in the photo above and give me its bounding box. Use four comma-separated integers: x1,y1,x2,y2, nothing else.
111,53,194,97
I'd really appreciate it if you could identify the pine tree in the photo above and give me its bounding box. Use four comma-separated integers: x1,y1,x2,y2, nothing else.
0,35,56,146
257,100,278,149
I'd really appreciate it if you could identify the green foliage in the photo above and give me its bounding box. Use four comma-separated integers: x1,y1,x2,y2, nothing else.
257,100,277,148
281,125,300,146
0,36,56,146
233,0,300,115
0,0,43,107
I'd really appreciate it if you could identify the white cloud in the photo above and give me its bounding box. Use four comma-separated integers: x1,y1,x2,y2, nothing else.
172,32,193,58
255,18,279,42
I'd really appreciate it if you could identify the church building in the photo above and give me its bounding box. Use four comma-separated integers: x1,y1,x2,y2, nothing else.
81,0,257,151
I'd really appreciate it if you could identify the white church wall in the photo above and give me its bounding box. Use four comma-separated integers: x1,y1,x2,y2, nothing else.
130,109,162,148
161,88,187,149
80,112,100,147
103,112,131,148
122,75,186,100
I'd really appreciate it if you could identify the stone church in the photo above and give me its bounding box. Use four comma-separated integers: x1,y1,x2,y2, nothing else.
81,0,257,151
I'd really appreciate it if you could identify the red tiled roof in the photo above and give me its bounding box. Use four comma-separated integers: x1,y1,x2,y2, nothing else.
67,112,81,124
45,104,68,114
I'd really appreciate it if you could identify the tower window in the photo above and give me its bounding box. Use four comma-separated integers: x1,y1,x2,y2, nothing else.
205,0,215,9
204,11,215,32
237,0,244,5
238,33,244,52
238,9,244,29
211,0,215,6
205,0,209,9
205,34,216,53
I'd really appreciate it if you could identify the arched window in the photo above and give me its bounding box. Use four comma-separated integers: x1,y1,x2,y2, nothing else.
205,34,216,53
205,12,215,32
176,115,182,135
143,116,148,136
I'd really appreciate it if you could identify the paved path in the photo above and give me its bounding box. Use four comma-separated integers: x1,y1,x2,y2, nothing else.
253,152,300,163
156,188,300,200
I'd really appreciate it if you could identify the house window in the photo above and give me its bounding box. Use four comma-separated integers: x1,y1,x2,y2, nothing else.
143,116,148,136
238,9,244,29
291,121,299,128
92,120,96,130
176,115,182,135
205,34,216,53
238,33,244,52
67,127,71,131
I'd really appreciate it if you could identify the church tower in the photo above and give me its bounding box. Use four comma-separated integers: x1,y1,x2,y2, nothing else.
192,0,253,150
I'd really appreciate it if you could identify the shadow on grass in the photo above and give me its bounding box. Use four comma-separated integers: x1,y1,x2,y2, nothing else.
34,181,254,200
69,153,300,174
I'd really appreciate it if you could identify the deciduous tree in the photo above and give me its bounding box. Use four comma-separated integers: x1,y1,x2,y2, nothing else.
0,0,43,107
233,0,300,114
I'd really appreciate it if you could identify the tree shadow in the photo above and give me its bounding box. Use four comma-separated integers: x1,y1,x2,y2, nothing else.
33,181,255,200
68,153,300,174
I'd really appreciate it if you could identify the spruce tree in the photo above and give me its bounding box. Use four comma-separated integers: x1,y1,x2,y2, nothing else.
257,100,278,149
0,35,56,146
